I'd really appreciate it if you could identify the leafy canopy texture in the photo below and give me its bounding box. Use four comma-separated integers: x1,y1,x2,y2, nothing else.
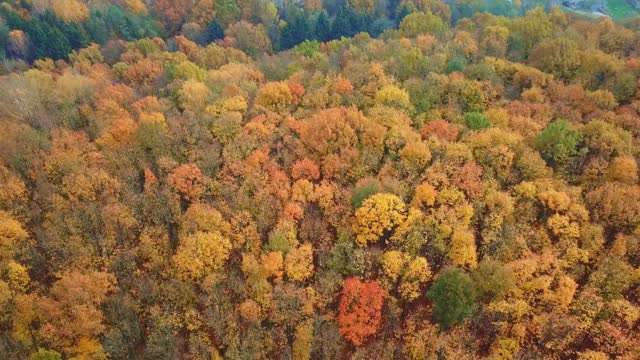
428,268,477,329
535,119,582,166
338,278,385,346
352,193,407,246
1,2,640,359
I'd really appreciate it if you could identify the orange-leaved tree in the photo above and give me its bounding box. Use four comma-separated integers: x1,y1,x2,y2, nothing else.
338,277,384,346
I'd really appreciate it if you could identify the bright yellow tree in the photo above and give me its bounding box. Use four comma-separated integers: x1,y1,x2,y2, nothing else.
173,231,232,281
353,193,407,246
285,243,314,282
381,250,408,281
399,256,432,301
449,228,478,268
375,85,412,110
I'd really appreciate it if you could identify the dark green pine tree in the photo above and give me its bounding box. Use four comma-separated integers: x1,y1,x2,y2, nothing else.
396,5,410,26
387,0,402,19
84,9,111,44
45,26,73,60
281,10,310,50
61,21,89,50
314,10,331,42
355,10,372,34
0,7,27,29
105,5,130,40
0,23,8,61
25,21,51,60
206,19,225,43
330,6,357,40
26,20,71,60
40,11,86,57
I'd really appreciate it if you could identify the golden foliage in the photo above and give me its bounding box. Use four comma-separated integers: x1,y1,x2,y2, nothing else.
381,250,408,281
255,81,294,112
399,256,432,301
173,231,232,281
292,320,314,360
52,0,89,22
410,182,437,208
285,243,314,282
375,85,412,110
261,251,284,282
449,228,478,268
538,190,571,212
178,79,209,111
353,193,407,246
0,212,30,261
7,261,29,293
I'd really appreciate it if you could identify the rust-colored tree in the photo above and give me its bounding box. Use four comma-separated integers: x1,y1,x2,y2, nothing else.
337,277,385,346
166,163,205,203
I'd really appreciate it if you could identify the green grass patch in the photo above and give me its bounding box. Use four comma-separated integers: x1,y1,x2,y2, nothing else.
607,0,639,19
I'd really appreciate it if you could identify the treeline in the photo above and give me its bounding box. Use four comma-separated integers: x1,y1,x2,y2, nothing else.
0,4,161,62
0,0,531,64
1,3,640,360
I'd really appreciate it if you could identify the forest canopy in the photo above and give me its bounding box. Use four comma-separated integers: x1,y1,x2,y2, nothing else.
0,0,640,359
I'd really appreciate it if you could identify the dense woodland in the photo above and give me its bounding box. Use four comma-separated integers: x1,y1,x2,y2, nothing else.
0,0,555,65
1,1,640,359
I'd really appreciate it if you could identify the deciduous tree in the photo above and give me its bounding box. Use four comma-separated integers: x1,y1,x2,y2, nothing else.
353,193,407,246
427,267,476,329
338,278,384,346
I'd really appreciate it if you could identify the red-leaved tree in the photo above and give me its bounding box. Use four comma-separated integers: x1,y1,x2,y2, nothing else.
338,277,384,346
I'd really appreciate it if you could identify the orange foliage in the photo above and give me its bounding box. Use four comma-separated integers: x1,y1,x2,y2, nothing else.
586,183,640,228
153,0,192,33
288,81,306,98
167,163,205,201
299,107,366,156
292,158,321,181
420,120,459,142
452,162,483,199
335,78,355,94
36,272,116,355
338,278,385,346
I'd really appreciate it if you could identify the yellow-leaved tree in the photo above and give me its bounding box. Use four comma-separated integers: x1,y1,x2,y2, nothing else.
292,320,314,360
381,250,409,281
399,256,432,301
449,228,478,268
173,204,233,281
353,193,407,246
375,85,412,110
173,231,232,281
285,243,314,282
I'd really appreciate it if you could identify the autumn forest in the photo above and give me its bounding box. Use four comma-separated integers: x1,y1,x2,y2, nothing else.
0,0,640,359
